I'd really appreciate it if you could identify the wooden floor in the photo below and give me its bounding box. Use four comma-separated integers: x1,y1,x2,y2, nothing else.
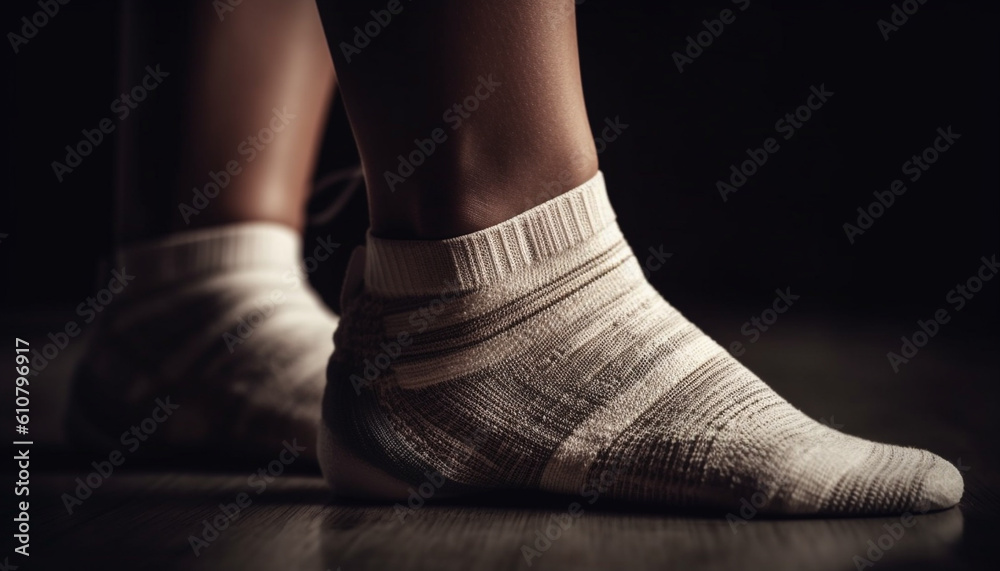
9,308,1000,570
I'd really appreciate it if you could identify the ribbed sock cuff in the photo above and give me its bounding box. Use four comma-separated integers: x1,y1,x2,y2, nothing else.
117,222,301,288
364,171,615,296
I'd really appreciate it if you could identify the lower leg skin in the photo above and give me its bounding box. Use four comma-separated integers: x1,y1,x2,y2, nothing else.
117,0,335,243
316,0,598,239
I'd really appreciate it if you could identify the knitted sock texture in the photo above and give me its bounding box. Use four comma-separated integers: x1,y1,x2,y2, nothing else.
324,172,962,514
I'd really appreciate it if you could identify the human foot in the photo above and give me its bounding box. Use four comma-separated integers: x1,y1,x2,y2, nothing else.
319,172,963,514
68,223,338,463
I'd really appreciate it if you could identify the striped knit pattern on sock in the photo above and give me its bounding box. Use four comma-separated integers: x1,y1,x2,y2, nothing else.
322,172,963,514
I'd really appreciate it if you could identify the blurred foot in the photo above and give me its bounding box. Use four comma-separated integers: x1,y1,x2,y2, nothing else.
319,172,963,514
68,222,338,464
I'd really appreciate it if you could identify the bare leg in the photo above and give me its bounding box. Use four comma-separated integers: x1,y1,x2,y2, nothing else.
117,0,335,243
316,0,598,239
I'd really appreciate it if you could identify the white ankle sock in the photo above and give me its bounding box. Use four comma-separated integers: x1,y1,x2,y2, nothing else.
320,172,963,514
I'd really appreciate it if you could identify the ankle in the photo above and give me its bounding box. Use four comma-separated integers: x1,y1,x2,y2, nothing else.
360,171,614,300
368,147,599,240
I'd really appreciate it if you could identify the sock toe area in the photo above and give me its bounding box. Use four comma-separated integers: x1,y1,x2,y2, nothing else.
917,455,964,511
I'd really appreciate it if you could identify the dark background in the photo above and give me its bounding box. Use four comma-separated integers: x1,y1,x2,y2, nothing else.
3,0,998,337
